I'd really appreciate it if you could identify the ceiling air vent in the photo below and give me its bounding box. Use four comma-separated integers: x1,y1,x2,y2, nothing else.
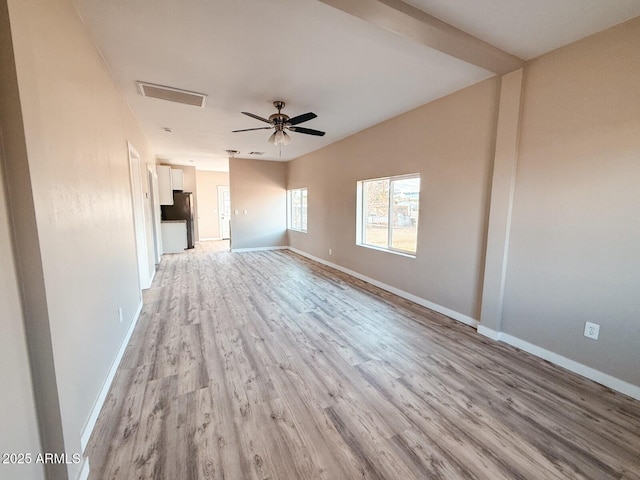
249,151,265,156
136,81,207,108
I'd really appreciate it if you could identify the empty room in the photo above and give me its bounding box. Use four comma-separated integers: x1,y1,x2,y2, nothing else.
1,0,639,479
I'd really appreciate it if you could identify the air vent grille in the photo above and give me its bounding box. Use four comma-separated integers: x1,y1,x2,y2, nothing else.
136,81,207,108
249,151,265,156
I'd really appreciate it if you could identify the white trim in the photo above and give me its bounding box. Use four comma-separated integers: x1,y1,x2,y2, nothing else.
148,266,156,286
76,457,90,480
288,247,478,328
80,301,143,452
231,246,288,253
218,185,231,240
356,243,416,258
127,142,151,290
477,325,502,341
477,326,640,401
356,174,420,257
147,165,163,265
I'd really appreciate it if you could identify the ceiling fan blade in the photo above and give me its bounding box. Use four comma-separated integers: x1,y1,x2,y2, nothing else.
287,112,317,126
232,127,273,133
289,126,325,136
241,111,272,124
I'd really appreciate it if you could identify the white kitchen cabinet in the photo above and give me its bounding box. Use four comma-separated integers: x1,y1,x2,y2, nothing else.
171,168,184,191
157,165,173,205
161,221,187,253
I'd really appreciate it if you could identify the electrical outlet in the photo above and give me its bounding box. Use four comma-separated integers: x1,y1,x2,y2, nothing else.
118,307,123,323
584,321,600,340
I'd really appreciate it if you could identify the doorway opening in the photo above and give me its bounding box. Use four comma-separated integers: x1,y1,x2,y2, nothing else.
218,185,231,240
127,142,150,291
147,166,162,264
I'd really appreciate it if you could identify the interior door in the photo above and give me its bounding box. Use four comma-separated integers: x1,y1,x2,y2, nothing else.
217,185,231,240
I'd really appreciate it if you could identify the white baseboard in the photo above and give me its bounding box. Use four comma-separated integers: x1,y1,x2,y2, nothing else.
287,247,478,328
76,457,90,480
477,325,502,341
231,246,288,253
478,326,640,400
80,300,143,452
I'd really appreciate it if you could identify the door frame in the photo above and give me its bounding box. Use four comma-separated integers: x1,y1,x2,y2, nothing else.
147,165,162,263
127,142,151,291
217,185,231,240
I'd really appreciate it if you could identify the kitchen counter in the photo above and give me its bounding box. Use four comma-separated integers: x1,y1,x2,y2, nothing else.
161,221,187,253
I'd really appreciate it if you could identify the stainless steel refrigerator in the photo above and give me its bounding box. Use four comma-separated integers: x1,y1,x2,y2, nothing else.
161,191,195,249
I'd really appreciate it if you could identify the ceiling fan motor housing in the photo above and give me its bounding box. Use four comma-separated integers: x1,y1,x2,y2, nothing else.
270,101,289,128
268,113,289,127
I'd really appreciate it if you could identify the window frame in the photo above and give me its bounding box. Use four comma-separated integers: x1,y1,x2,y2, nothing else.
356,173,420,257
287,187,308,233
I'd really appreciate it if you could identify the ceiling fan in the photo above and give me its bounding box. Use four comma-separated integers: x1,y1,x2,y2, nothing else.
232,101,325,146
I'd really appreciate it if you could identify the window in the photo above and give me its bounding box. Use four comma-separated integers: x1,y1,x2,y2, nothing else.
287,188,307,232
357,174,420,255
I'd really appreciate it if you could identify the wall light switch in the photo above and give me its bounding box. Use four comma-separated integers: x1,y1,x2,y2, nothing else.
234,209,239,215
243,209,248,215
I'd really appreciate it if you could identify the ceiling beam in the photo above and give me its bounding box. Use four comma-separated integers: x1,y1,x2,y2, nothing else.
318,0,524,75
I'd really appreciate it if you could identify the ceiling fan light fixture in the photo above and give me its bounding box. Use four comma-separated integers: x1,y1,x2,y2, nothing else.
268,129,292,146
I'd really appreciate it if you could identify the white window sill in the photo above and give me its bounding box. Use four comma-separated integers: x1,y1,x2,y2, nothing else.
357,243,416,258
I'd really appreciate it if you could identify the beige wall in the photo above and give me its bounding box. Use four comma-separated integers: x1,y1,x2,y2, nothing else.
500,18,640,385
229,158,288,250
196,170,230,240
1,1,67,477
1,9,636,480
4,0,156,477
0,92,43,480
285,17,640,390
0,177,44,480
288,78,500,320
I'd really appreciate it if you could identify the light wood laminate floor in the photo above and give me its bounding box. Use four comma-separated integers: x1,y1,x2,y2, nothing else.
87,241,640,479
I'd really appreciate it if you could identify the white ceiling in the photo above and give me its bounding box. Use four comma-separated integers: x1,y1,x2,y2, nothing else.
71,0,640,171
403,0,640,59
